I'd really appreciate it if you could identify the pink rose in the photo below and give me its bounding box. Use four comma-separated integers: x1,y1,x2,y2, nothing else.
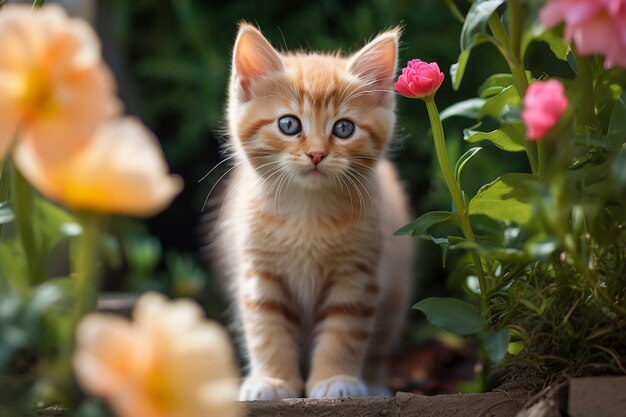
522,80,569,141
541,0,626,68
394,59,445,99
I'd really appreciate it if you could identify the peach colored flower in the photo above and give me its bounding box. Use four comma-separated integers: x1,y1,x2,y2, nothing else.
394,59,445,99
541,0,626,68
74,292,242,417
14,117,183,217
522,80,569,141
0,4,120,159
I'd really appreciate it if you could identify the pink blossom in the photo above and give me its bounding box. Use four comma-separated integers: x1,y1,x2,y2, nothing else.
522,80,569,141
541,0,626,68
394,59,445,99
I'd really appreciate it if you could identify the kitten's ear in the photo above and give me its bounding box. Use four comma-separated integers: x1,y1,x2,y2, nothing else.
348,28,400,88
232,23,283,100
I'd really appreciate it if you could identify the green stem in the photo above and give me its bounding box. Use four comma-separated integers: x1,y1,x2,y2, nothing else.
73,212,103,321
12,164,44,285
0,159,10,239
488,10,539,175
573,55,596,134
32,0,45,8
424,96,488,311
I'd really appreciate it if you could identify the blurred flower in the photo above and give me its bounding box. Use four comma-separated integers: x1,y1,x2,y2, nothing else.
74,292,241,417
0,4,120,159
541,0,626,68
394,59,445,99
522,80,569,141
14,117,183,217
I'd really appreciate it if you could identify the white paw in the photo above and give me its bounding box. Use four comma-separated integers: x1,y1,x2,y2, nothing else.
367,385,392,396
239,376,299,401
308,375,368,398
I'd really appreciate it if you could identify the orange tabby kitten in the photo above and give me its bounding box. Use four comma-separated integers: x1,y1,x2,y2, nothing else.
213,23,413,400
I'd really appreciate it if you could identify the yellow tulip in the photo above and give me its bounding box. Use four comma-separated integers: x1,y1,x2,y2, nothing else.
0,4,120,159
14,117,183,217
74,292,242,417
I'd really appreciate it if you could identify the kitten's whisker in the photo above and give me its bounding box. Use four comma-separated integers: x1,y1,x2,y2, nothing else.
259,166,287,213
202,163,241,212
348,169,378,228
342,172,365,223
198,154,238,183
337,174,354,221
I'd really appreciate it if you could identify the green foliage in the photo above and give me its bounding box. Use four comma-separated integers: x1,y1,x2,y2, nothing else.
403,0,626,382
413,297,484,336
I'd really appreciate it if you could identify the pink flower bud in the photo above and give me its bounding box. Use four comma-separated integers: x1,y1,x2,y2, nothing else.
394,59,445,99
522,80,569,141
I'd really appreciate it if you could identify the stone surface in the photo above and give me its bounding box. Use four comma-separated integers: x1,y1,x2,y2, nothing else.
568,376,626,417
246,391,524,417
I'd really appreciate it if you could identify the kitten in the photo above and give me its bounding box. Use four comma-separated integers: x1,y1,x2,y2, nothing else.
212,23,414,400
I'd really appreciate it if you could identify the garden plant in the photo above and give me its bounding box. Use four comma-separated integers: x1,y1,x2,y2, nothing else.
0,0,624,416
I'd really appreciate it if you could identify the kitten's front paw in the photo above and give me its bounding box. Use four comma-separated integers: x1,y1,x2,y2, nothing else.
307,375,368,398
239,376,300,401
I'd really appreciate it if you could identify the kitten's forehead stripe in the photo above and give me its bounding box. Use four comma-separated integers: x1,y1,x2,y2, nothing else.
240,118,274,143
284,54,356,111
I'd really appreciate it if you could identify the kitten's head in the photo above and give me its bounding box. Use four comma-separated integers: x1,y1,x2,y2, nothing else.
227,23,399,190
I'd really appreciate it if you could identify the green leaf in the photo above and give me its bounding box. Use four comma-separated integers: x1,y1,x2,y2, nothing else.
451,33,491,90
469,173,539,225
33,195,75,255
608,91,626,146
535,29,570,61
0,202,14,225
483,328,509,363
460,0,506,51
464,122,526,152
454,147,482,184
413,297,484,336
452,239,527,261
478,73,514,98
395,211,458,236
526,236,560,260
440,98,486,121
479,85,520,119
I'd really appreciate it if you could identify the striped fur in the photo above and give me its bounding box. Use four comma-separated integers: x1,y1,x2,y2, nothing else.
213,23,414,400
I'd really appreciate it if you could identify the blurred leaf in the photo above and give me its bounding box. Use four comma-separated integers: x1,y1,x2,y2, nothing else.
612,146,626,199
454,147,482,184
395,211,458,236
413,297,484,336
507,340,525,355
0,202,14,225
469,173,539,225
33,196,74,255
607,91,626,146
575,135,618,151
483,328,509,363
441,98,486,121
464,123,526,152
453,239,527,261
526,236,560,260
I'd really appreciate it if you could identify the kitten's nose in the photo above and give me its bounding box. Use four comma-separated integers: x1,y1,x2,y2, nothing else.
307,152,327,165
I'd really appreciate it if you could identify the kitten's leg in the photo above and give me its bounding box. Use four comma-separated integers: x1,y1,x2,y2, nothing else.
306,275,378,398
239,270,303,400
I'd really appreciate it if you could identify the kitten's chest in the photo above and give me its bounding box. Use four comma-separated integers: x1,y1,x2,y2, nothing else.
244,197,376,280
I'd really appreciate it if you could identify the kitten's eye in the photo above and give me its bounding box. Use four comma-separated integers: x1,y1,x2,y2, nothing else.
278,115,302,136
332,119,355,139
